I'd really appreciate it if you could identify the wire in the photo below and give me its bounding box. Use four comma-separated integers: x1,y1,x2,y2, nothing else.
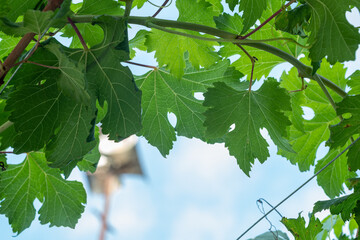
236,136,360,239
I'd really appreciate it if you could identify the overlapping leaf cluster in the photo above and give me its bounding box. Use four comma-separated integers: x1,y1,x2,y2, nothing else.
0,0,359,236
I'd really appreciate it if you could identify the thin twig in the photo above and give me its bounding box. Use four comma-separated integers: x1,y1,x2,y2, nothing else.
152,0,169,18
236,136,360,239
0,121,13,134
24,61,60,69
236,44,255,91
125,61,158,70
238,0,297,40
67,17,89,51
0,152,14,154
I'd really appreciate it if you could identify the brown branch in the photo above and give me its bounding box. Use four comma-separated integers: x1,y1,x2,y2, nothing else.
125,61,158,70
152,0,170,18
0,0,65,86
0,152,14,154
67,17,89,51
99,177,112,240
236,44,255,92
238,0,297,40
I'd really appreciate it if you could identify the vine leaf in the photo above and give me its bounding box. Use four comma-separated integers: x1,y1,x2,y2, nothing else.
328,95,360,171
214,13,243,34
313,193,360,222
239,0,268,34
129,29,148,59
77,0,124,15
45,42,90,104
0,10,54,36
2,0,39,22
305,0,360,63
83,16,141,141
135,60,244,156
145,0,220,78
348,70,360,95
225,0,239,11
6,80,96,169
145,29,220,79
281,214,323,240
0,152,86,234
176,0,219,27
315,147,350,198
203,79,292,176
275,3,311,38
279,59,347,172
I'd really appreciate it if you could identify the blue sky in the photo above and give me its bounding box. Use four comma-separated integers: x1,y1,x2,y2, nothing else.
0,1,359,240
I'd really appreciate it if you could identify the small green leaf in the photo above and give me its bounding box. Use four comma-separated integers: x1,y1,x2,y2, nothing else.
281,214,322,240
214,13,243,34
77,0,123,15
145,29,220,79
204,79,292,175
129,29,148,59
348,70,360,95
313,193,360,221
275,3,311,38
315,147,350,198
0,152,86,234
239,0,268,34
45,41,90,104
177,0,219,27
225,0,238,11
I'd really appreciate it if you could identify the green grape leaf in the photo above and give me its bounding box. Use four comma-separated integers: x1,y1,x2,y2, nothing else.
313,193,360,221
145,0,220,78
0,10,54,36
226,0,238,11
0,32,21,59
239,0,268,34
68,16,142,141
45,42,90,104
77,0,123,15
281,214,323,240
61,23,104,49
204,0,223,13
348,70,360,95
45,103,96,168
203,79,292,176
132,0,147,9
145,29,220,79
305,0,360,63
129,29,148,59
214,13,243,34
315,146,350,198
328,96,360,149
0,152,86,234
135,60,244,156
328,95,360,171
279,59,347,171
6,82,65,152
177,0,219,27
219,0,304,80
2,0,41,21
275,3,311,38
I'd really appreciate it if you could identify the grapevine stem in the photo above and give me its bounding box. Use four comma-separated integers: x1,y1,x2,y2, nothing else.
125,61,158,70
152,0,171,17
70,15,347,98
147,22,309,48
25,61,60,69
67,17,89,51
0,121,13,134
0,152,14,154
236,136,360,239
236,44,255,91
239,0,297,39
